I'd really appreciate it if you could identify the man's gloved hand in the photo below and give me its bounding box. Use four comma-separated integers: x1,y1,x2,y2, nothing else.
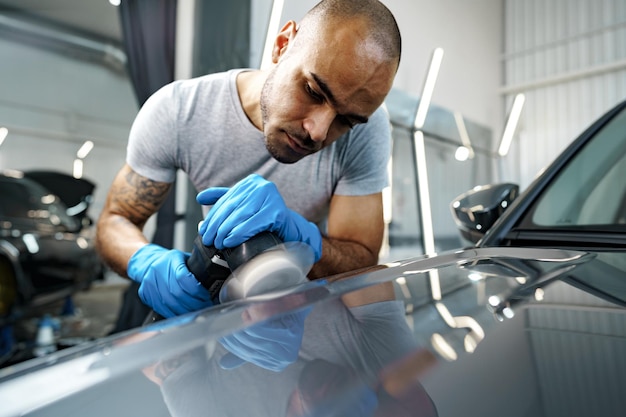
218,307,311,372
196,174,323,262
127,244,213,318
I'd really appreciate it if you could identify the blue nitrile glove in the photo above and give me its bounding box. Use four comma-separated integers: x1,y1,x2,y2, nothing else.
218,307,311,372
127,244,213,319
196,174,323,262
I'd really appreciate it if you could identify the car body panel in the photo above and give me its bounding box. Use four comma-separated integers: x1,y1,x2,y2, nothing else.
2,246,625,417
2,100,626,416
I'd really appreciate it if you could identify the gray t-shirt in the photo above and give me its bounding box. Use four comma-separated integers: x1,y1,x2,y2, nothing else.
126,69,392,224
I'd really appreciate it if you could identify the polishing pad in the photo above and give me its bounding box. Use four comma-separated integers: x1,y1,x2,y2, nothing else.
219,242,315,302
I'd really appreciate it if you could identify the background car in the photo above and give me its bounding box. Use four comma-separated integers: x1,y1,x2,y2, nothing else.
0,101,625,416
0,170,103,360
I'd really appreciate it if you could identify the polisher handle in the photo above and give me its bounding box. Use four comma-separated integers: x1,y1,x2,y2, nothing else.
187,232,283,301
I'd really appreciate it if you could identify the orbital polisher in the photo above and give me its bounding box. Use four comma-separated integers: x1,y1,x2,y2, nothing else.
144,232,314,323
187,231,314,303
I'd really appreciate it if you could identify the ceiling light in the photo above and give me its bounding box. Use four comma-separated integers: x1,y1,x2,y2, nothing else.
455,146,470,161
109,0,121,6
488,295,501,306
76,140,94,159
534,288,545,301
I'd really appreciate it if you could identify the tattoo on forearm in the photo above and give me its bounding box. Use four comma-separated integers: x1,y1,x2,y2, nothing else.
114,170,171,225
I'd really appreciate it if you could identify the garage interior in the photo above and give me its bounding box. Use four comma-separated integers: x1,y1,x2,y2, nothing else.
1,0,625,367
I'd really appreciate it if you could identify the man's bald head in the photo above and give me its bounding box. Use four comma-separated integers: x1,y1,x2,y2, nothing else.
258,0,401,164
295,0,402,70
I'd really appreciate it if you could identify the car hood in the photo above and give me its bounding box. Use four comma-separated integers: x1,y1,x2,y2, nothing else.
23,171,95,217
0,247,625,417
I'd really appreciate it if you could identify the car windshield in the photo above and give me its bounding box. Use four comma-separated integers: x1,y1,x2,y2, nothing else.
524,106,626,230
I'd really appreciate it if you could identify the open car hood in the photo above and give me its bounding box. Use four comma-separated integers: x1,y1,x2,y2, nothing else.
24,171,96,218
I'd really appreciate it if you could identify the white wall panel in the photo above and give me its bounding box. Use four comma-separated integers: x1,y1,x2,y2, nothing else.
503,0,626,189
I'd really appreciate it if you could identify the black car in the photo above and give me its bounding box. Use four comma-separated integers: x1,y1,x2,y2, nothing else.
0,171,103,333
0,100,624,417
451,100,626,252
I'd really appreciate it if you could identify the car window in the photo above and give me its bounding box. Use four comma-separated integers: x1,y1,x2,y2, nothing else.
528,107,626,229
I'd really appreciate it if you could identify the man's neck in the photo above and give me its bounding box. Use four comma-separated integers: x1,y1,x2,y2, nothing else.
236,70,266,131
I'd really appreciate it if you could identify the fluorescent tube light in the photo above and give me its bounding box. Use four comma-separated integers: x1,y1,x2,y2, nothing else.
76,140,94,159
498,94,526,157
414,48,444,129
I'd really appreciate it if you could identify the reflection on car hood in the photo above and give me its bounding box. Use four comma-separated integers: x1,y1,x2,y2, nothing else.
1,247,625,417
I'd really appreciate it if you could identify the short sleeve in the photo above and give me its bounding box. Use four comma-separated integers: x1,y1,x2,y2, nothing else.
333,105,392,196
126,82,180,183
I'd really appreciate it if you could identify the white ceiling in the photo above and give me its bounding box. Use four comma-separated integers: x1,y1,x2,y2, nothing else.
0,0,122,42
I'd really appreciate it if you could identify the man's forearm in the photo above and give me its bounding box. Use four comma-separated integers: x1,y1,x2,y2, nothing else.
96,164,172,278
308,236,379,279
96,213,150,278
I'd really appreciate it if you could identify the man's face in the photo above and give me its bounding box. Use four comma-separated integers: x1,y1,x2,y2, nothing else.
260,19,397,164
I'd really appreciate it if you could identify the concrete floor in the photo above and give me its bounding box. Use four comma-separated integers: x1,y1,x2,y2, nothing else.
60,281,128,338
6,279,129,366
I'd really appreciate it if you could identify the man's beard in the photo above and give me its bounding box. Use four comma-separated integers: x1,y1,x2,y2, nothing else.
260,68,302,164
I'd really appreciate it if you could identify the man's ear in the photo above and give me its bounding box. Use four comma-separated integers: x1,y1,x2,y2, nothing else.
272,20,298,63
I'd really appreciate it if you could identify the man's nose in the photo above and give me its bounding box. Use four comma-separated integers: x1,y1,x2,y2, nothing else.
303,106,335,142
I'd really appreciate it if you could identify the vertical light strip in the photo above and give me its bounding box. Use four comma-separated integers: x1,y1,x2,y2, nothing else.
430,270,442,301
454,111,474,159
260,0,285,70
412,48,444,257
73,159,83,179
0,127,8,147
498,93,526,156
175,0,196,80
413,49,444,301
413,130,436,255
414,48,444,129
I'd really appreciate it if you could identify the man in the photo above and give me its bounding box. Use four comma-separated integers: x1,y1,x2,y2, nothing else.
96,0,402,319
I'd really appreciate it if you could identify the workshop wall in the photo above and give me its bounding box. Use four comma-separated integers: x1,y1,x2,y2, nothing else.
0,1,506,260
256,0,503,132
501,0,626,189
0,36,136,224
6,1,622,258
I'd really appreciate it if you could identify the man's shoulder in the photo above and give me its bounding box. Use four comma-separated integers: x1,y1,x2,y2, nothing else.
153,69,252,116
170,69,245,93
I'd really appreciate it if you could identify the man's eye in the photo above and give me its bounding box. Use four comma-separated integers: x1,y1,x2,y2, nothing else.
305,84,323,102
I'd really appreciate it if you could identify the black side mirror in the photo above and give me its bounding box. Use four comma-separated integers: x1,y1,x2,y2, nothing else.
450,183,519,244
